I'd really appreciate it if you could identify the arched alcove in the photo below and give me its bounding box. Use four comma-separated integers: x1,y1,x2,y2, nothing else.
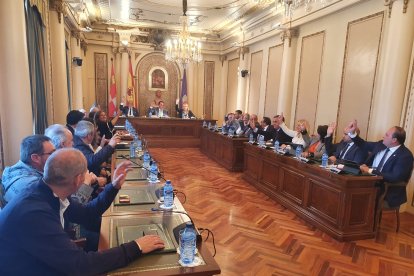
136,53,180,116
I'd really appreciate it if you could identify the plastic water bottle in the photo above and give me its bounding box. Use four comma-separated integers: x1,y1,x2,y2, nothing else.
295,146,302,158
258,135,264,147
229,128,234,137
163,180,174,209
249,133,254,143
136,139,142,151
149,162,158,183
274,140,280,151
208,122,211,129
179,222,196,265
203,121,207,128
143,152,151,169
130,141,136,158
321,153,328,168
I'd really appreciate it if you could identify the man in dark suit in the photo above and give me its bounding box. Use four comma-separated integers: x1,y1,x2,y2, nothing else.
270,115,292,144
347,120,413,207
244,114,260,138
325,123,367,165
251,117,274,141
122,104,139,117
148,101,169,118
0,148,164,275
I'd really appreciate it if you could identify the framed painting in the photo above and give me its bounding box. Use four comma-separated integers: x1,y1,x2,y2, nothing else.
148,66,168,91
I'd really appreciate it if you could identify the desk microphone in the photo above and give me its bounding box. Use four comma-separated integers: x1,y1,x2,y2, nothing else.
150,208,202,245
119,155,166,181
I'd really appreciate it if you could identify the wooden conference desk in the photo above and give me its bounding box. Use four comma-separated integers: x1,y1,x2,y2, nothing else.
242,143,382,241
101,147,221,275
116,117,216,148
200,127,248,172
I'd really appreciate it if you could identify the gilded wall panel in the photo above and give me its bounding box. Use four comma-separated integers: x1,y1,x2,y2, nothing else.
204,61,215,119
226,58,239,113
248,51,263,115
295,32,325,134
264,45,284,117
336,13,384,139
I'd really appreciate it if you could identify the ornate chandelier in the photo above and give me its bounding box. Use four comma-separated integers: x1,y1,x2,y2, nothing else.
165,0,202,65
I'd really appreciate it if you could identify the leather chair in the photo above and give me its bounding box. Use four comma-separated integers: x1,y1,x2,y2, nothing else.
376,182,407,232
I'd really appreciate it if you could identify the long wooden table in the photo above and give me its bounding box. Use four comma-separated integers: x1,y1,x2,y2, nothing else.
101,147,221,275
116,117,216,148
200,127,248,172
242,143,382,241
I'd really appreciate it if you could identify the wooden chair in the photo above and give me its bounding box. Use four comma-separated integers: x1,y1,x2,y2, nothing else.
376,182,408,232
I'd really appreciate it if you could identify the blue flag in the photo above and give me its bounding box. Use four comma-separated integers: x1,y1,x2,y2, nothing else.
180,68,188,109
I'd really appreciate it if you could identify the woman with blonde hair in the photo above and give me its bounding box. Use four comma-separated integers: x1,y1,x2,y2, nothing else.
277,114,311,148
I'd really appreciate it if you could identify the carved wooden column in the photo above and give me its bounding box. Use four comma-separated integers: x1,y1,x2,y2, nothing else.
0,0,33,165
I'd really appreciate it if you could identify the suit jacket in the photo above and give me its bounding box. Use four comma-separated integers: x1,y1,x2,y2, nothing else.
244,122,261,138
148,107,169,118
0,180,141,275
122,106,139,117
73,135,114,176
255,125,275,141
325,136,367,165
352,135,414,207
272,127,292,144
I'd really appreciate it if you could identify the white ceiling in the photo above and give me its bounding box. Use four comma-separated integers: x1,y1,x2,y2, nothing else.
67,0,277,36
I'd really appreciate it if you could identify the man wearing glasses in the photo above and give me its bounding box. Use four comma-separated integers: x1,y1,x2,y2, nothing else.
1,135,55,205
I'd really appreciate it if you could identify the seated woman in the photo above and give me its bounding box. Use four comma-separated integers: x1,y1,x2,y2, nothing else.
302,125,328,158
176,101,195,119
94,110,121,139
277,116,311,148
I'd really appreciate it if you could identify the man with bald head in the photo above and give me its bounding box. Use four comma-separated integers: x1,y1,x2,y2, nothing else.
0,148,164,275
346,120,413,208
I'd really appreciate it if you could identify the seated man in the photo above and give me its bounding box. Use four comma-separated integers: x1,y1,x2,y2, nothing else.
0,149,164,275
122,97,139,117
271,115,293,144
45,124,74,149
347,120,414,207
324,122,367,165
176,100,195,119
252,117,274,141
222,113,240,133
236,113,250,135
74,121,120,176
148,101,169,118
244,114,260,138
66,110,85,135
234,110,243,122
2,135,55,204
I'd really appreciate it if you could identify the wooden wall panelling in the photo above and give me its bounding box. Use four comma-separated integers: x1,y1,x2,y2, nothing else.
204,61,215,119
94,53,108,113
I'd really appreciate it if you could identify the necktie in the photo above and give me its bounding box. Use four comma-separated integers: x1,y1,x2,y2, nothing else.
340,143,351,159
376,148,390,172
128,107,133,116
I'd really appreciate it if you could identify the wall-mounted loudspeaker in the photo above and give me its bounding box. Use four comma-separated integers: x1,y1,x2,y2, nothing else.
241,70,249,77
72,57,83,66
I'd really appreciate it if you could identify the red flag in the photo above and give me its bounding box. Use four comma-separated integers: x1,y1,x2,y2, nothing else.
127,55,137,108
108,59,117,116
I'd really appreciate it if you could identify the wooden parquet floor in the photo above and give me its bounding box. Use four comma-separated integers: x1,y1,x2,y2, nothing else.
150,148,414,276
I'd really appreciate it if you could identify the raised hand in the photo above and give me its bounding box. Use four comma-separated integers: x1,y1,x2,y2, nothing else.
327,122,336,137
112,161,133,189
344,120,357,135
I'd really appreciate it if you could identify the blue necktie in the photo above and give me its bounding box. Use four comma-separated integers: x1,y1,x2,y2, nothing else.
377,148,390,172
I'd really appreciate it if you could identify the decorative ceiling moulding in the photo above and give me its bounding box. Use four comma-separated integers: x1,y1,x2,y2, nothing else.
50,0,66,24
384,0,410,18
280,28,298,47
